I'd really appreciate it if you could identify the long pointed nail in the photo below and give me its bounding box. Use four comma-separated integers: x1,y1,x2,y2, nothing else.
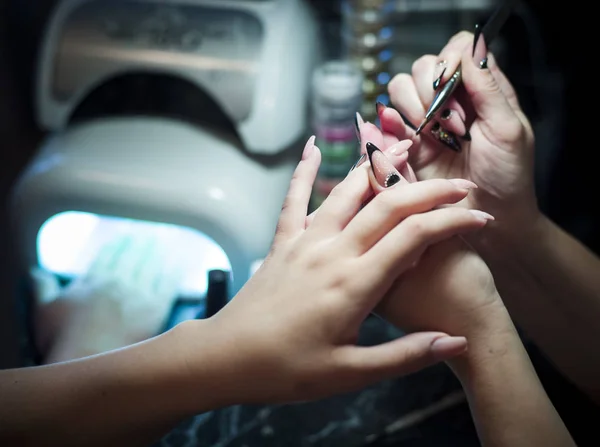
366,142,403,188
433,60,448,90
430,122,461,152
440,109,470,141
302,135,316,160
355,112,365,142
472,24,488,69
349,153,367,173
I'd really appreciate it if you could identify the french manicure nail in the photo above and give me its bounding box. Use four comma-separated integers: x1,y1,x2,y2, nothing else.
441,109,453,120
302,135,316,160
440,109,469,141
431,336,468,357
354,112,365,142
349,153,367,173
433,60,448,90
366,142,403,188
430,122,462,152
472,24,488,69
448,179,478,190
470,210,495,221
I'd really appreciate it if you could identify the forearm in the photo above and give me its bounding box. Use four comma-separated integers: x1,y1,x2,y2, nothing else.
0,321,222,447
449,305,575,447
477,214,600,400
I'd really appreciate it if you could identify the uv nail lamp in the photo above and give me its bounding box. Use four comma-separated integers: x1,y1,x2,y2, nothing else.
10,0,321,299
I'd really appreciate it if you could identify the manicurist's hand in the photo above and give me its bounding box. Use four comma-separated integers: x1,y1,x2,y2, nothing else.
382,30,539,248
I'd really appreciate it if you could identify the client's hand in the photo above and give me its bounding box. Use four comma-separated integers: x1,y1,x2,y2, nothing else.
177,137,491,406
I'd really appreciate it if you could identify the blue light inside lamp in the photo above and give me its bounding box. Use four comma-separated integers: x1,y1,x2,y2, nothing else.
37,211,232,298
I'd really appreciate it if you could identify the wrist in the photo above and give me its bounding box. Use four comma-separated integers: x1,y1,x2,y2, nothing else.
447,299,522,381
161,318,245,414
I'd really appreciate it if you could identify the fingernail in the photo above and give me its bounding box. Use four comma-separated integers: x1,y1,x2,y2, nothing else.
462,129,472,141
430,122,461,152
349,153,367,173
472,24,488,69
366,142,403,188
440,109,469,141
431,336,468,358
469,210,495,221
448,179,478,190
388,139,413,155
302,135,316,160
376,101,386,116
433,60,448,90
355,112,365,142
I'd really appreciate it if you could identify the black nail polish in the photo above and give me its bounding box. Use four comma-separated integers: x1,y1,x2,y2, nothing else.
472,23,483,58
441,109,452,120
400,112,418,131
433,68,446,90
354,114,361,141
366,142,380,163
430,122,461,152
349,153,367,173
385,173,401,188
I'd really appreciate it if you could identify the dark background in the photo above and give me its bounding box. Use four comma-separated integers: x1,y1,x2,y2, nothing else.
0,0,593,392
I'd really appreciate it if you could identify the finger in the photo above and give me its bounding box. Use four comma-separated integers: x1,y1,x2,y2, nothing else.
461,29,523,138
360,121,385,155
432,31,472,90
307,162,376,237
402,162,418,183
366,142,410,193
335,332,467,386
486,52,523,115
439,108,469,140
306,143,411,228
379,103,416,140
341,179,477,254
274,137,321,241
388,74,426,129
382,131,399,149
412,56,469,142
366,207,493,279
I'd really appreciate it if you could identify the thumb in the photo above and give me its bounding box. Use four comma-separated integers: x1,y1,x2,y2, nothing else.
337,332,467,385
461,28,517,127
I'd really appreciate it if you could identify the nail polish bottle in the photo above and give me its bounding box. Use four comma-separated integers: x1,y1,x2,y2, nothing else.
310,60,363,210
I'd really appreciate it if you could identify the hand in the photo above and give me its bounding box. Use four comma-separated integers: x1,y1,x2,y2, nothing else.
352,121,506,348
382,30,540,247
179,137,493,406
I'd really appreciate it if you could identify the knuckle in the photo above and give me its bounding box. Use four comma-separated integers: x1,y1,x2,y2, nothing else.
448,30,472,46
401,214,428,240
411,55,436,75
388,73,413,94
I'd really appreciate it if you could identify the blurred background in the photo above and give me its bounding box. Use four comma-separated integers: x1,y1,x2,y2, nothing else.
0,0,594,445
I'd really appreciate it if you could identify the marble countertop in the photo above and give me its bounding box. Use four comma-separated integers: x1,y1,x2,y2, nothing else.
155,316,480,447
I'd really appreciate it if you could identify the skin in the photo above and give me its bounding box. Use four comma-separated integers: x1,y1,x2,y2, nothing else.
384,31,600,403
1,138,488,447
